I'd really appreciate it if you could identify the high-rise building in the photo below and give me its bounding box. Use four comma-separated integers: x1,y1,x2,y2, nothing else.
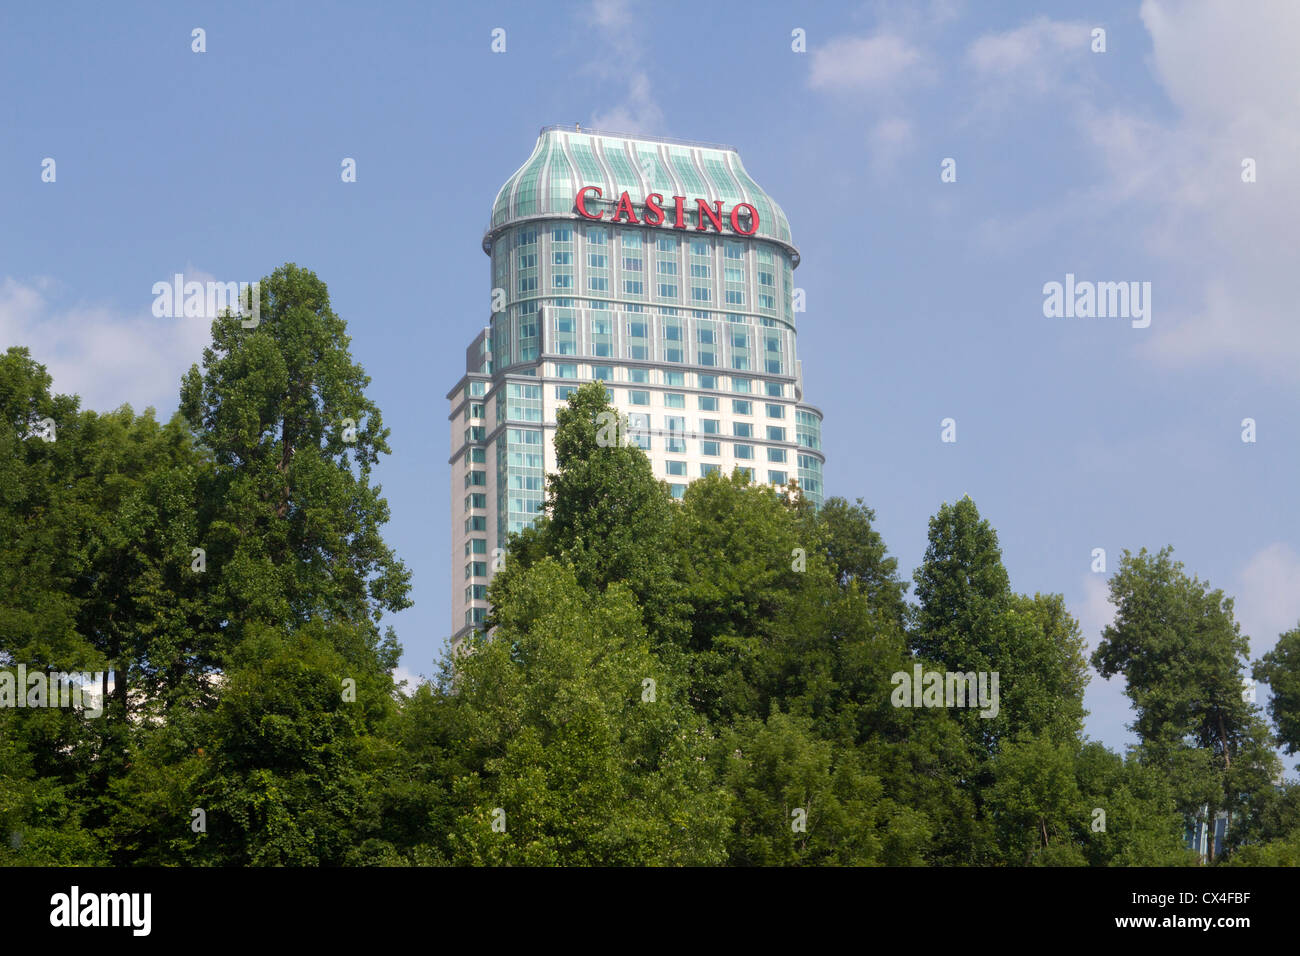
447,125,824,645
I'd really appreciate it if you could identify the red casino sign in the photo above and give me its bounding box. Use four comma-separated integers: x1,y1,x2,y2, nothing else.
575,186,759,236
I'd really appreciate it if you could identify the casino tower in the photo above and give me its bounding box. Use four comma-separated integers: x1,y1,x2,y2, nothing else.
447,125,824,645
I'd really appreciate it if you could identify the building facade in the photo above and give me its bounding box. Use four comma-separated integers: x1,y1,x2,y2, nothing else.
447,125,825,645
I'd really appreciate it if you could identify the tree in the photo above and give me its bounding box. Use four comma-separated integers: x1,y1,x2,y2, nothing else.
1091,547,1279,857
444,559,729,865
816,496,909,626
1254,624,1300,761
488,381,685,646
179,262,411,652
722,710,887,866
912,498,1089,756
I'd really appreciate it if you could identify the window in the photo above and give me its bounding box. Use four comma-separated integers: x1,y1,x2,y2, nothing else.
767,447,787,463
702,441,720,456
555,363,577,379
734,444,754,460
631,433,651,450
552,225,573,242
628,321,648,338
733,422,753,438
556,385,576,400
698,395,718,411
768,471,787,485
628,367,649,384
593,365,614,381
468,447,486,463
766,403,785,418
669,483,687,499
664,393,685,409
736,467,754,481
466,584,488,602
732,376,751,393
465,515,487,533
666,460,686,476
701,419,720,435
628,413,649,430
629,390,650,406
767,426,786,441
465,561,487,579
465,538,487,555
465,493,486,511
664,370,685,386
701,463,720,476
465,470,486,487
766,383,784,399
698,374,718,389
733,400,752,415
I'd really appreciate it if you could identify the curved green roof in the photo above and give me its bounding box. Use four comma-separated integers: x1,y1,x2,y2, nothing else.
486,126,797,258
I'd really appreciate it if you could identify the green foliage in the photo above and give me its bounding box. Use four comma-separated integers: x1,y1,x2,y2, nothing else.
1254,625,1300,760
4,269,1292,868
442,559,728,865
1092,547,1279,839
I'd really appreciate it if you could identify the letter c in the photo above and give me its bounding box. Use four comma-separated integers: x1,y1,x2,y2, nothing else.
575,185,604,220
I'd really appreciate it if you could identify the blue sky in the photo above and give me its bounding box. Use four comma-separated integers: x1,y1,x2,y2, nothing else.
2,0,1297,756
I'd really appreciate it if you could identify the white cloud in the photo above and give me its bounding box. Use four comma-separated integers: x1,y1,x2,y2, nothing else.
1120,0,1300,377
391,665,430,693
966,17,1088,83
584,0,664,134
1235,543,1300,660
0,274,212,414
808,33,927,93
1075,572,1116,650
1071,573,1138,749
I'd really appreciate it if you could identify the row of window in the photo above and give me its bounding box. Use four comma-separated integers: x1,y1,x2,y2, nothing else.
625,413,787,439
656,440,790,464
666,467,787,488
521,226,770,263
611,393,786,418
549,367,787,395
631,439,788,460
